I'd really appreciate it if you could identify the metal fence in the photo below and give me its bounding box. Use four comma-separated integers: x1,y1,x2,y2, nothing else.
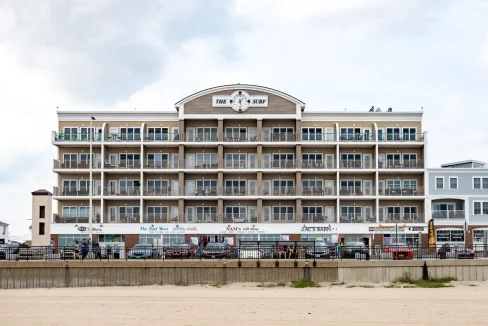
1,243,488,262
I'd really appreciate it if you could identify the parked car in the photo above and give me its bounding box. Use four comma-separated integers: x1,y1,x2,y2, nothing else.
165,243,193,259
438,244,475,259
202,243,229,259
0,243,30,260
341,241,370,260
305,242,331,259
238,246,263,259
128,244,158,259
383,242,414,260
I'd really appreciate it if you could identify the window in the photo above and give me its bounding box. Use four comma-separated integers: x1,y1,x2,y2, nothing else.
147,127,169,141
79,207,90,218
383,234,419,246
98,235,124,242
147,180,169,190
196,127,218,142
195,206,217,222
473,201,488,215
341,206,362,217
225,180,246,192
237,234,282,245
402,128,416,141
62,207,77,217
449,177,458,189
225,153,247,168
302,206,323,216
196,153,218,166
225,206,247,220
273,207,294,221
301,128,323,141
225,127,247,140
473,177,488,189
147,153,169,167
58,234,89,247
39,206,45,219
386,127,401,141
473,230,487,243
340,153,361,162
301,234,331,243
196,180,218,192
302,180,323,188
120,127,141,141
386,180,401,189
435,177,444,189
340,127,361,140
39,222,45,235
340,180,361,191
302,153,323,163
403,180,417,189
273,180,294,194
436,229,464,243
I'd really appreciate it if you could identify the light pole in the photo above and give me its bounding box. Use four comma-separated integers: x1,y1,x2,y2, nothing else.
89,116,96,247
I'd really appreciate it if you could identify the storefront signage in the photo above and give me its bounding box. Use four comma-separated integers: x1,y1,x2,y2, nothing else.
428,219,435,248
407,226,425,232
300,224,337,232
225,225,263,234
369,226,405,233
77,226,103,234
212,91,268,110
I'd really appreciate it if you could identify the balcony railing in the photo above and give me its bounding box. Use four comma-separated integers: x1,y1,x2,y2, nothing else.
379,160,424,169
300,133,336,142
272,214,295,222
189,188,219,196
223,133,257,142
300,161,334,169
53,186,102,196
379,133,425,142
381,213,424,223
104,133,142,142
116,214,141,223
340,214,375,223
52,132,103,142
339,133,375,142
53,159,101,169
339,160,374,169
264,187,297,196
301,186,334,196
104,160,141,169
264,160,297,169
143,214,177,223
186,214,218,223
144,187,172,196
301,214,330,223
432,210,465,219
379,187,424,196
144,160,172,169
224,160,257,169
223,214,258,223
53,214,101,223
264,133,297,142
143,133,180,142
104,187,141,196
223,187,251,196
339,187,375,196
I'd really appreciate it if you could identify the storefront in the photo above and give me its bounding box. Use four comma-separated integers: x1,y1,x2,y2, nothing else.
436,228,465,245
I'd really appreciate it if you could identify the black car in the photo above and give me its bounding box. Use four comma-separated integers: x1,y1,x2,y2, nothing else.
202,243,230,259
341,241,370,260
305,242,331,259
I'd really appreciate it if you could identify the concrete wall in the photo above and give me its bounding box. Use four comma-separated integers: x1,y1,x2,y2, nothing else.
1,260,488,289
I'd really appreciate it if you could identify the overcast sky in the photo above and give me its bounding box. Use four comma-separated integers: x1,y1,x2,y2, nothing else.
1,0,487,239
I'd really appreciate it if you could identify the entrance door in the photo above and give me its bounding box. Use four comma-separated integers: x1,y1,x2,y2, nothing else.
262,128,271,142
364,154,372,169
363,180,373,195
171,207,179,222
262,207,271,223
185,207,195,223
325,206,334,223
379,206,385,222
185,154,195,169
108,180,117,195
185,180,195,196
171,180,179,196
108,207,117,223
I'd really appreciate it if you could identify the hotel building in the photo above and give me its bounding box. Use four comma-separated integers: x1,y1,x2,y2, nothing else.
50,84,428,249
429,160,488,247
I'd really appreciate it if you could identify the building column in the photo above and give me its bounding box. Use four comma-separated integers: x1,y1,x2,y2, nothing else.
218,199,224,223
295,119,301,141
257,198,263,223
296,198,302,223
218,119,223,142
178,171,185,196
257,144,263,169
296,144,301,169
178,145,185,169
179,120,185,141
257,171,263,196
218,144,223,169
257,119,263,141
178,198,184,223
218,171,223,198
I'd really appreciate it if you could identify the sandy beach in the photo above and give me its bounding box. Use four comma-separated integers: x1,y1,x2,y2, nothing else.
0,282,487,326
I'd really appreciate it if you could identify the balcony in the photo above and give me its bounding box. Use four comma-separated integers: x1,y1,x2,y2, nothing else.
52,132,103,142
379,133,425,142
340,214,375,223
300,161,334,169
104,160,141,169
272,214,296,222
104,133,142,142
224,160,257,169
186,214,218,223
263,187,297,196
301,186,334,196
300,133,336,142
379,160,424,169
53,186,102,196
223,214,258,223
144,187,173,196
143,133,180,142
224,187,253,196
301,214,330,223
339,160,374,169
145,160,172,169
264,133,297,142
223,133,257,142
339,133,375,142
116,214,141,223
264,160,297,169
339,187,375,196
143,214,177,223
53,159,101,169
53,214,101,223
432,210,465,220
381,213,424,223
104,187,141,196
190,188,218,196
379,187,424,196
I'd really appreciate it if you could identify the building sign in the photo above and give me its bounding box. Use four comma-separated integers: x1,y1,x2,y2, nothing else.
77,226,103,234
225,225,263,234
369,226,405,233
428,219,435,248
407,226,425,232
300,224,338,233
212,90,268,111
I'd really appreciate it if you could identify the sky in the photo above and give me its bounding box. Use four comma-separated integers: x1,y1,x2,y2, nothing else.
1,0,488,239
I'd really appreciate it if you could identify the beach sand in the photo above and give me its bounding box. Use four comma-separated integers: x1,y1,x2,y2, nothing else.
0,282,487,326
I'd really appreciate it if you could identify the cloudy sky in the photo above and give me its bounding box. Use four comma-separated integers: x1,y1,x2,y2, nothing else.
1,0,487,238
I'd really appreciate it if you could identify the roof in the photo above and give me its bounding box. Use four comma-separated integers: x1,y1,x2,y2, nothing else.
31,189,53,196
0,221,8,226
440,160,487,168
174,84,306,109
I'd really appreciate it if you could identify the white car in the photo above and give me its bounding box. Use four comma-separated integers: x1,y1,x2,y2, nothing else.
238,247,263,259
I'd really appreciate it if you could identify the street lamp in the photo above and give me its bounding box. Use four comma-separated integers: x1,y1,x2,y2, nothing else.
89,116,96,247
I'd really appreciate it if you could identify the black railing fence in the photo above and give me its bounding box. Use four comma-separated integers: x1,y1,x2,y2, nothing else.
1,242,487,262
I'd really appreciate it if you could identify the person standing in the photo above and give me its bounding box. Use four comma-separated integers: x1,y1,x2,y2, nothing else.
49,238,55,255
74,240,80,260
81,239,89,260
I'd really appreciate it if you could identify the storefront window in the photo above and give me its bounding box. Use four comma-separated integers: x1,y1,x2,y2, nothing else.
383,234,419,246
237,234,281,245
139,234,185,246
473,230,487,243
98,235,124,242
301,234,331,243
436,229,464,243
58,234,89,247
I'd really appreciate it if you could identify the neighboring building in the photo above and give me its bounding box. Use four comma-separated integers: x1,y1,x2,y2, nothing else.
50,84,428,248
0,221,8,245
31,189,53,246
429,160,488,246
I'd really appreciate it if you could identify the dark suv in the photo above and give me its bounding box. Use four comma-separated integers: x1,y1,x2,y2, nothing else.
341,241,370,260
202,243,229,259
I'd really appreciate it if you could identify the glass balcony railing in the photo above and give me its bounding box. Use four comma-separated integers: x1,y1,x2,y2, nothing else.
379,133,425,142
53,214,101,223
301,186,334,196
144,187,173,196
300,161,335,169
143,214,177,223
432,210,465,219
143,133,180,142
52,132,103,142
339,159,374,169
104,187,141,196
53,159,101,169
263,133,297,142
224,160,257,169
104,160,141,169
223,187,251,196
340,214,375,223
380,213,424,223
379,160,424,169
301,214,330,223
339,187,375,196
379,187,424,196
223,133,257,142
272,214,296,222
300,133,336,142
339,133,375,142
186,214,218,223
53,186,102,196
263,187,297,196
117,214,141,223
104,133,142,142
223,214,258,223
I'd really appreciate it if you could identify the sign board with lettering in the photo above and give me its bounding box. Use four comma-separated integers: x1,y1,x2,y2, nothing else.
212,90,268,111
